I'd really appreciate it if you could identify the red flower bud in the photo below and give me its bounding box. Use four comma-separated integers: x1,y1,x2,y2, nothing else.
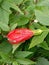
7,28,34,44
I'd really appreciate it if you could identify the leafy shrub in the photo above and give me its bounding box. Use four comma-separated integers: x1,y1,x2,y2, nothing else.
0,0,49,65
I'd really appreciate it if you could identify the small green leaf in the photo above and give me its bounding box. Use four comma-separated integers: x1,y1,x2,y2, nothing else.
29,31,48,49
46,33,49,46
14,51,33,58
25,5,34,19
0,7,10,25
0,54,12,63
10,14,29,26
10,23,17,30
8,0,23,5
0,40,12,54
16,58,36,65
39,41,49,50
8,0,24,15
0,22,10,31
36,57,49,65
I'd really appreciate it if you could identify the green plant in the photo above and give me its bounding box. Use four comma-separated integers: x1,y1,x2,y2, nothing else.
0,0,49,65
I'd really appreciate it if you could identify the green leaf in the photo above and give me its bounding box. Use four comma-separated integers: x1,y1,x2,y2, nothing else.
39,41,49,50
35,6,49,26
0,53,12,63
46,33,49,46
37,0,49,6
32,22,42,29
0,40,12,63
29,30,48,49
13,61,18,65
25,5,34,19
7,0,24,15
36,57,49,65
0,40,12,54
0,1,11,24
14,51,33,58
10,14,29,26
15,0,23,5
0,1,11,31
8,0,23,5
0,7,10,25
16,58,36,65
0,22,10,31
10,23,17,30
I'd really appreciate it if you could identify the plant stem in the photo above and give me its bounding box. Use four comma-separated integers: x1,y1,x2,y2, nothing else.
12,43,22,54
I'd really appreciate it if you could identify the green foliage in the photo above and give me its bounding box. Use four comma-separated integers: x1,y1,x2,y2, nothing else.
35,6,49,26
10,14,29,26
16,58,36,65
0,40,12,54
39,41,49,50
29,30,48,49
14,51,33,58
0,0,49,65
36,57,49,65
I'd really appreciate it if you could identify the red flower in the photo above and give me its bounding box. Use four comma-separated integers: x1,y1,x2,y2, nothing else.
7,28,34,44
